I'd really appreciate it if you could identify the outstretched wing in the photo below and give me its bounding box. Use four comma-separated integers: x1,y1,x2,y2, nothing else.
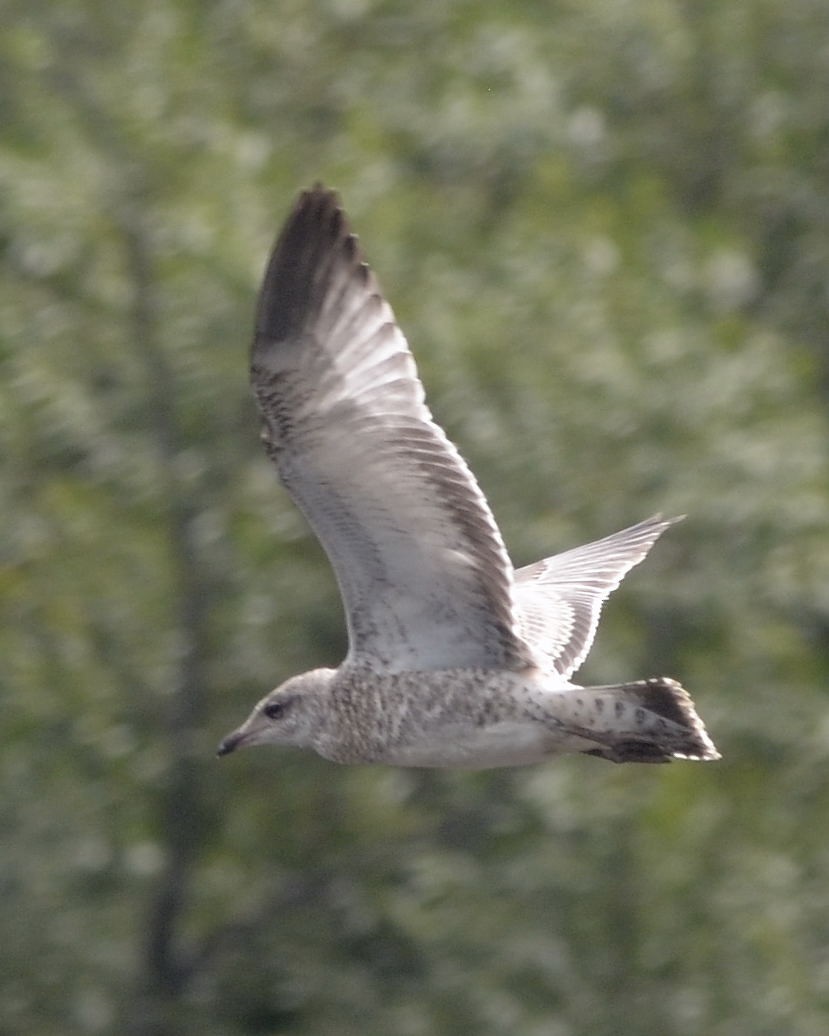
514,515,680,679
251,186,532,673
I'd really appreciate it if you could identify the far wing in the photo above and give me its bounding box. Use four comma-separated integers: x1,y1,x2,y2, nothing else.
514,515,680,679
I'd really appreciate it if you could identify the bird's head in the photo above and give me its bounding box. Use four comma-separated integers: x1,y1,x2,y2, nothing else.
217,668,336,757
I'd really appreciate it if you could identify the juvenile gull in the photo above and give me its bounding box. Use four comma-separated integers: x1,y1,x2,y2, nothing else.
218,186,719,767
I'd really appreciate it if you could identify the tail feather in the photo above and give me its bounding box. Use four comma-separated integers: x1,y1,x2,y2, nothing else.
566,677,719,764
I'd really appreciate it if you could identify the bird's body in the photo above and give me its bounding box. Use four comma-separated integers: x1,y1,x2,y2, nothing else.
257,665,711,768
218,185,719,767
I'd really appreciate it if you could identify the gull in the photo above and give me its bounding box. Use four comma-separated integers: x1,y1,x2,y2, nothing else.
218,186,718,767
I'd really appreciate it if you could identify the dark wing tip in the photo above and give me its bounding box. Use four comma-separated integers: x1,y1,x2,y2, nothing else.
254,184,365,343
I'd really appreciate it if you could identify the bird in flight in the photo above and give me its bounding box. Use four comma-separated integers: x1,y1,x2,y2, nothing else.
218,186,718,767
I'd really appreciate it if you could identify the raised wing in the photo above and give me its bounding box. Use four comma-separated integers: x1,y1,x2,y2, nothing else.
251,186,533,673
514,515,680,679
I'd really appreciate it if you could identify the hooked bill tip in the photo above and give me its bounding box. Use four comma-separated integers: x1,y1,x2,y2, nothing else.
216,735,237,758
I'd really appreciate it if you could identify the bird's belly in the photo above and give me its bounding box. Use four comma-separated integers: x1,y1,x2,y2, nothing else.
382,720,570,769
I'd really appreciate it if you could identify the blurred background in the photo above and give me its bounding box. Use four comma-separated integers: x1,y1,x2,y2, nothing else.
2,1,828,1033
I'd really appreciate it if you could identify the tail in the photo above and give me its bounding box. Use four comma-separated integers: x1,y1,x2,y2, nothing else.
564,678,720,764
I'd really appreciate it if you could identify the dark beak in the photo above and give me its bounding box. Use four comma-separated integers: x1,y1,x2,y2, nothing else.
216,732,242,758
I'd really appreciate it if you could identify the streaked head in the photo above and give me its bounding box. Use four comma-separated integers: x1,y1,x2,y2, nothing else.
217,668,336,757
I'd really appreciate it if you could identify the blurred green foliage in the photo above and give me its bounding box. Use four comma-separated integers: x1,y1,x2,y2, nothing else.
2,0,828,1033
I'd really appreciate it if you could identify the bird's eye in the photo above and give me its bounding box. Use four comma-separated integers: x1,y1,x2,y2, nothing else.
263,701,285,720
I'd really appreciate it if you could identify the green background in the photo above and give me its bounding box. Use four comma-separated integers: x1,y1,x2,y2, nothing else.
2,1,828,1033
